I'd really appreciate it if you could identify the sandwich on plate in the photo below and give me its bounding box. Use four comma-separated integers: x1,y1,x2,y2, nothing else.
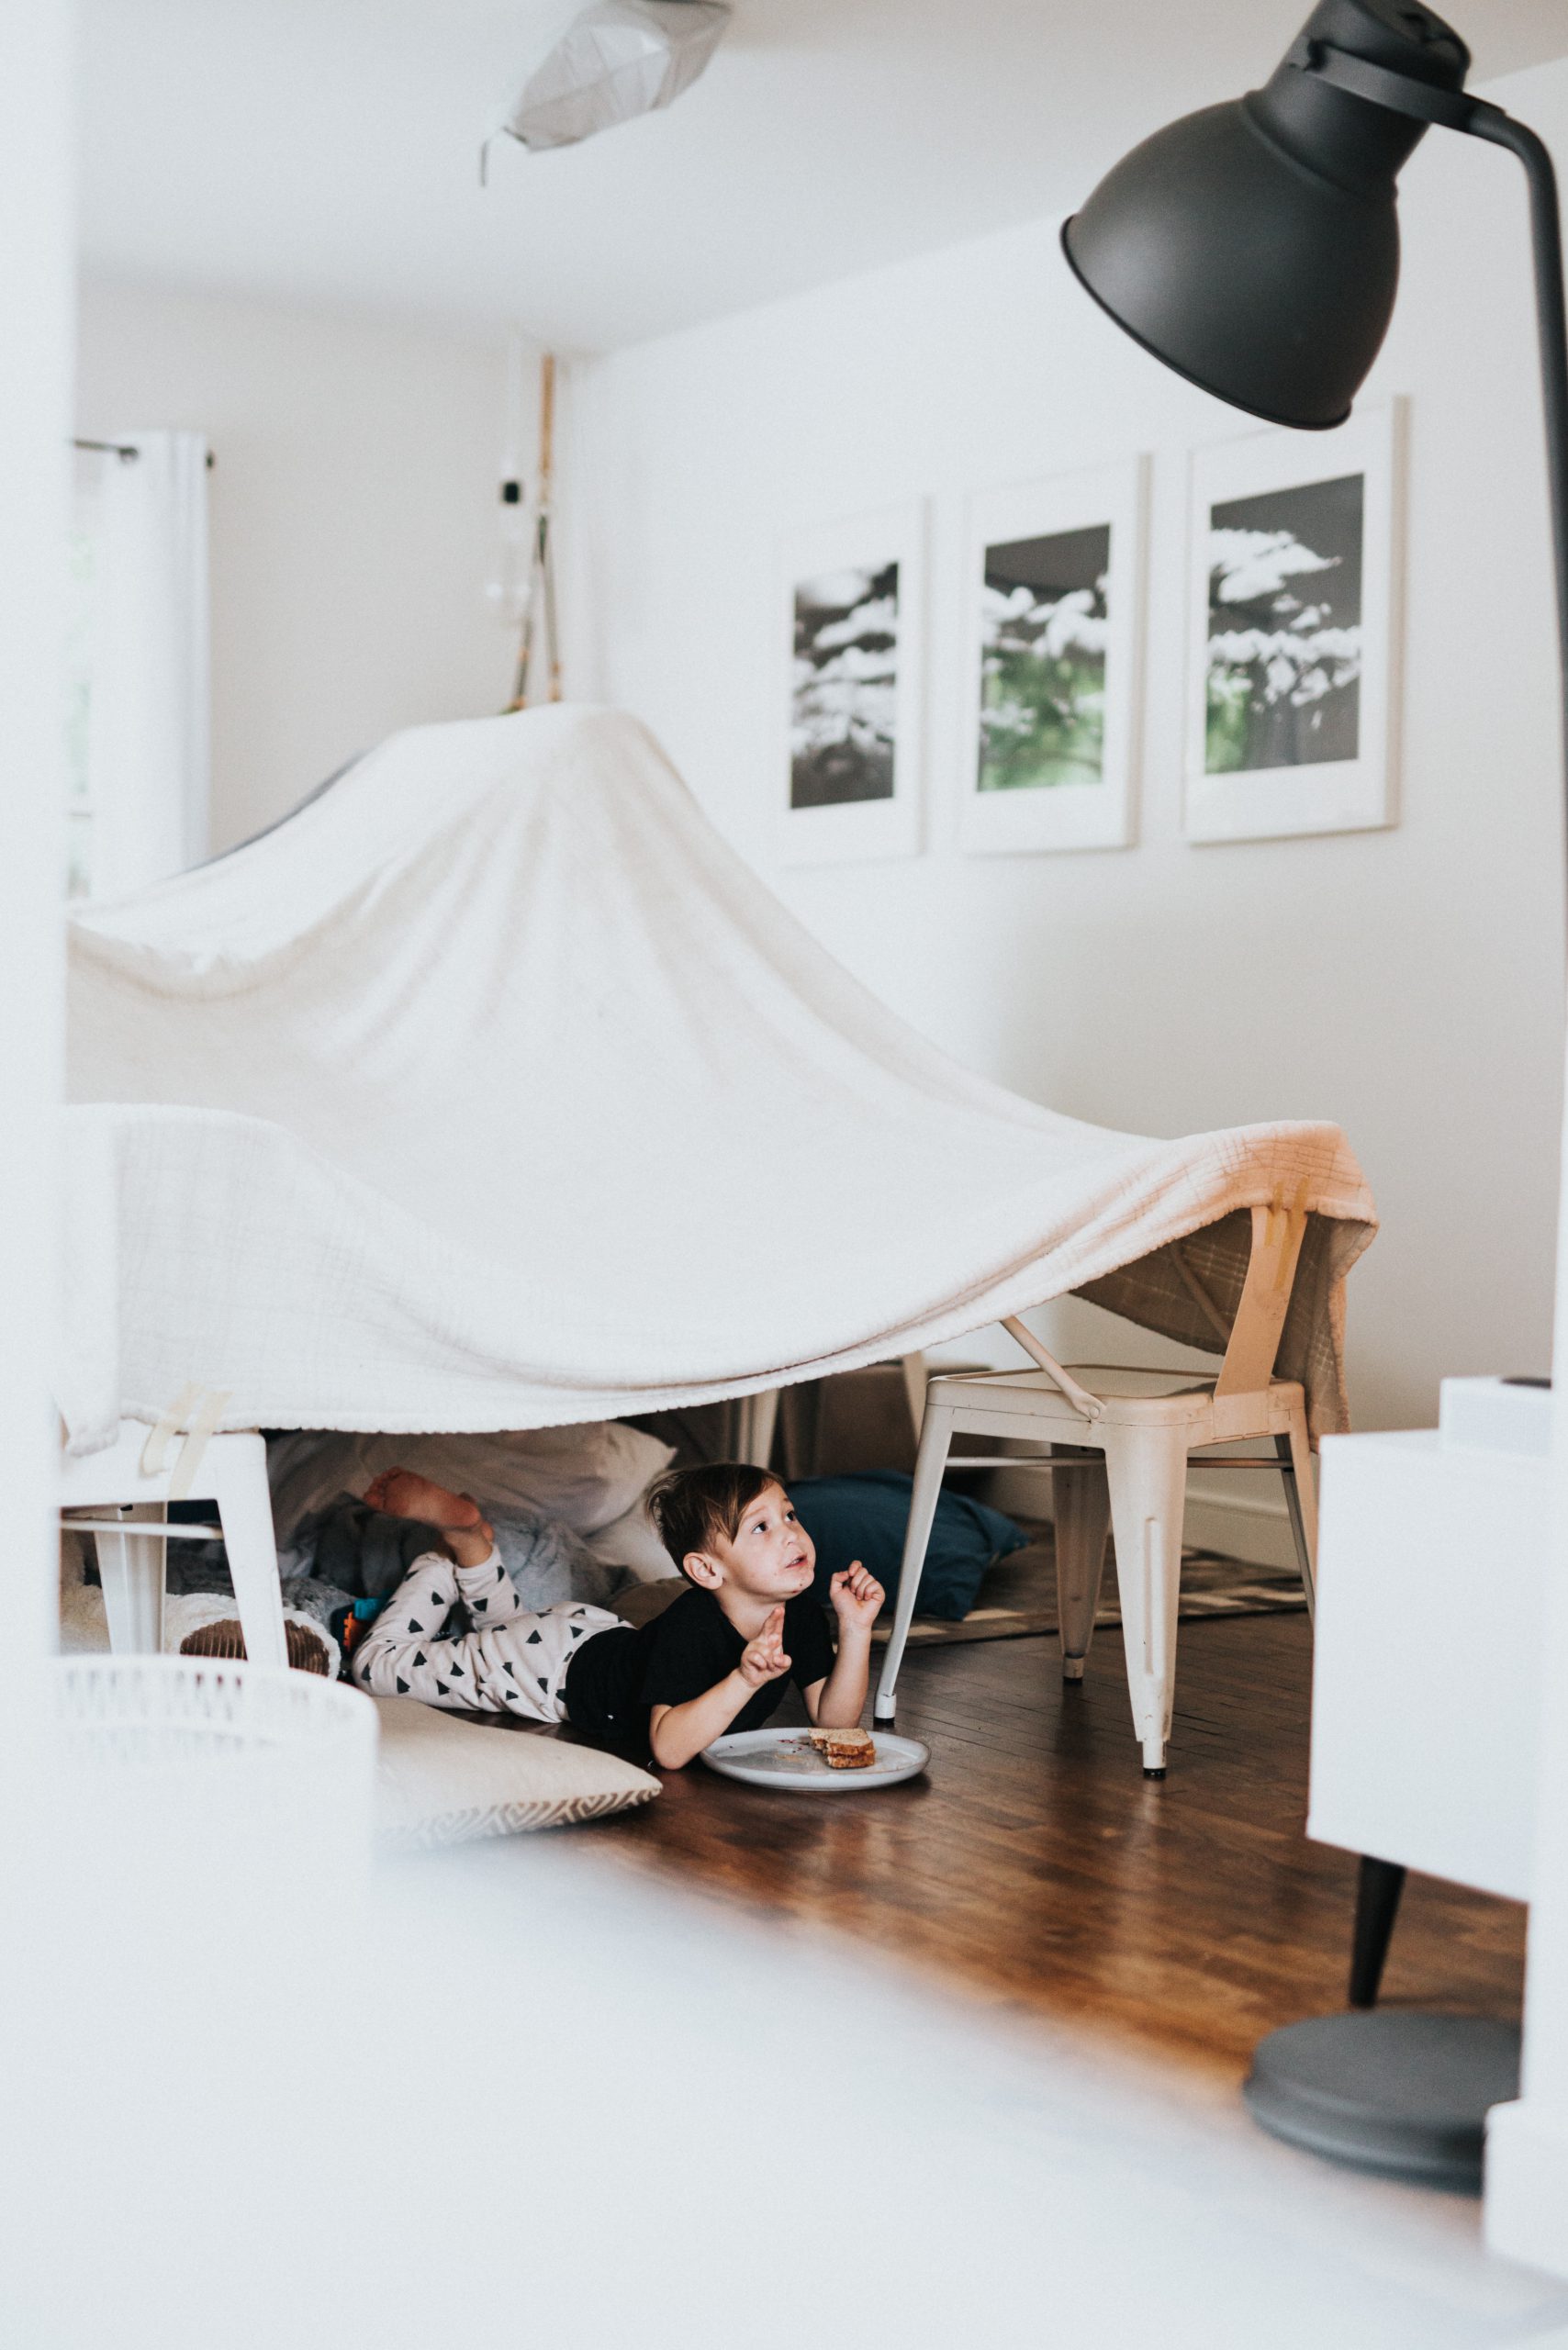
808,1726,876,1771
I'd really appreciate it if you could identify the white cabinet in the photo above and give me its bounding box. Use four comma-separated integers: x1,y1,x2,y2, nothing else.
1308,1392,1550,1903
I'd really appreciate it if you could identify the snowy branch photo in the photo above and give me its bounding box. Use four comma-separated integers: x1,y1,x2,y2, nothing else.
1184,409,1400,844
978,523,1110,794
790,560,901,809
778,503,925,866
960,461,1143,856
1204,473,1363,776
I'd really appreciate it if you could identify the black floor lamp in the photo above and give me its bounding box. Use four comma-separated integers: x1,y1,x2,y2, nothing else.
1061,0,1563,2188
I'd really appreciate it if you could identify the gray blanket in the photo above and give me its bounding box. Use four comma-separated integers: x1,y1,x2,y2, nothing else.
165,1495,636,1629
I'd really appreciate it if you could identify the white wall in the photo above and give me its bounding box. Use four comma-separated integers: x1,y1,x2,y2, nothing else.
1,0,71,1711
565,58,1568,1444
75,281,530,851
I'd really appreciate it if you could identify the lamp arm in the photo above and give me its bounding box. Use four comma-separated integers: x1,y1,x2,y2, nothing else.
1462,106,1568,794
1295,42,1568,861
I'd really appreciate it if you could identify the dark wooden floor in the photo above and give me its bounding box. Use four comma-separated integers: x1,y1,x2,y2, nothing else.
573,1613,1526,2078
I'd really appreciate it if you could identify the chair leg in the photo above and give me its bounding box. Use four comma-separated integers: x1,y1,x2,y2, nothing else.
734,1389,779,1470
1349,1855,1406,2009
210,1436,289,1671
873,1404,955,1725
1052,1456,1110,1683
899,1353,927,1438
806,1382,826,1479
94,1504,167,1653
1103,1427,1189,1776
1275,1414,1317,1622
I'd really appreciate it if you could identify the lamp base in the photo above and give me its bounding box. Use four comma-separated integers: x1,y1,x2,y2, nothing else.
1244,2012,1520,2191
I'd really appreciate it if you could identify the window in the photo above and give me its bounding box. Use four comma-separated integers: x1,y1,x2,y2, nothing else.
62,431,212,901
63,448,108,900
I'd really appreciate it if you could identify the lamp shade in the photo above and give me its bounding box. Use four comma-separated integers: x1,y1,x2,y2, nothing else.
1061,0,1470,429
502,0,731,153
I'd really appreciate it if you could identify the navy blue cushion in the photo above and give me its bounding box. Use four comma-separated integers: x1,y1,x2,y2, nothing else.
790,1471,1028,1623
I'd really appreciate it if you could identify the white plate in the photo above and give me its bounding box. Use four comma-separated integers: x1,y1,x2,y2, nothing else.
699,1728,929,1792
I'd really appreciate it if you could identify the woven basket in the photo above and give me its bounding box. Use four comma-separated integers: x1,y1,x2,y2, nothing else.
50,1653,378,1850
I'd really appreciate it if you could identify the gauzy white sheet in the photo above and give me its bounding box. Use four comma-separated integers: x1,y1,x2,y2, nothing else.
62,705,1376,1454
264,1422,675,1551
264,1423,677,1583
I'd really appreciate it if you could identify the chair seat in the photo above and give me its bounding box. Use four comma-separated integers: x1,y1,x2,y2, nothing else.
879,1360,1318,1771
939,1362,1219,1399
929,1364,1307,1439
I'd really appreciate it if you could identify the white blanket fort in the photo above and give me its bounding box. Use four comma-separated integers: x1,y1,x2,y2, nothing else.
62,706,1376,1454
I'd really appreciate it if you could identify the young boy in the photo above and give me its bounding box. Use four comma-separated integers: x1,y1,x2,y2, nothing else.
350,1461,884,1770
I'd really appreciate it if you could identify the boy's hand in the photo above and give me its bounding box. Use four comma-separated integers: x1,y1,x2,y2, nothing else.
737,1605,791,1689
829,1562,885,1632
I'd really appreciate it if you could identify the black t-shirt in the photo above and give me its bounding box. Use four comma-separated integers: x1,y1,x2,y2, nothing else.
563,1587,835,1745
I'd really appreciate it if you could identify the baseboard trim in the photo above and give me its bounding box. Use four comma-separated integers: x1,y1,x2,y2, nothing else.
1185,1479,1288,1522
982,1466,1296,1572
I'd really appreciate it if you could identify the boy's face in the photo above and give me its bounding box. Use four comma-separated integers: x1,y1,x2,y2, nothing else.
689,1482,816,1602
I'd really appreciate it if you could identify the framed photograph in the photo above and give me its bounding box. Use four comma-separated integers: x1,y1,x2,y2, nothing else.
1184,404,1404,844
959,457,1147,856
778,501,925,865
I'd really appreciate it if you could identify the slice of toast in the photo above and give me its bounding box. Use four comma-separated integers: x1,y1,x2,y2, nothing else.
808,1726,876,1771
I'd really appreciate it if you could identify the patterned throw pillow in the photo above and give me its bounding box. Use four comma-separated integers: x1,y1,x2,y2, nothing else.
372,1697,660,1852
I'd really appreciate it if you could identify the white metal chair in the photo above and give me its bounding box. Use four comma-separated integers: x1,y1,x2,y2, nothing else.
733,1388,780,1470
59,1422,288,1669
873,1199,1319,1775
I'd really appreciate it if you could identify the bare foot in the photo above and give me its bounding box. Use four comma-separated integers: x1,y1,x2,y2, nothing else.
363,1469,483,1531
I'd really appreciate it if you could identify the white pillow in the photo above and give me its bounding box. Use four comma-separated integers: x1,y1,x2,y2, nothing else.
373,1698,660,1851
583,1497,678,1583
267,1421,674,1548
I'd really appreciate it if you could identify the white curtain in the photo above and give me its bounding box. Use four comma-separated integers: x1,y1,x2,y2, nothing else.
88,430,210,897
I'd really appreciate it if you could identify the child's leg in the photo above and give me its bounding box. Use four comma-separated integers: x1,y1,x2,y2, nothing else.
349,1550,526,1715
451,1550,526,1627
351,1549,587,1722
351,1552,478,1709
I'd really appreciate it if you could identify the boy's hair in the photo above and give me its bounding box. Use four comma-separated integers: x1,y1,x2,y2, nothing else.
647,1461,781,1579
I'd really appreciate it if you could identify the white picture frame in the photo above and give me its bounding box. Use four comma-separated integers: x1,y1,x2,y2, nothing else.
1183,402,1405,845
777,500,926,867
959,457,1147,856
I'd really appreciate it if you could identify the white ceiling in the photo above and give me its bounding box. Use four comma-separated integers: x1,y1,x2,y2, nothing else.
77,0,1568,352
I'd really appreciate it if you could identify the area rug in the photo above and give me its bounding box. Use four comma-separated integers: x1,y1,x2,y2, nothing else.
875,1526,1308,1651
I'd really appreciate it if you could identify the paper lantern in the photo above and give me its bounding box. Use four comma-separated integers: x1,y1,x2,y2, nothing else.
499,0,731,153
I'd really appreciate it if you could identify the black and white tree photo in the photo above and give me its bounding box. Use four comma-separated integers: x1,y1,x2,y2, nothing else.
1204,472,1363,776
790,560,901,809
1185,412,1396,844
978,523,1110,793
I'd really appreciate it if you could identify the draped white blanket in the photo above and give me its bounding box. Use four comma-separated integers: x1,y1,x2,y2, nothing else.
62,706,1376,1453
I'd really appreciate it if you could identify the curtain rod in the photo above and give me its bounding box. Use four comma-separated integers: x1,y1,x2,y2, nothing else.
73,437,216,468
